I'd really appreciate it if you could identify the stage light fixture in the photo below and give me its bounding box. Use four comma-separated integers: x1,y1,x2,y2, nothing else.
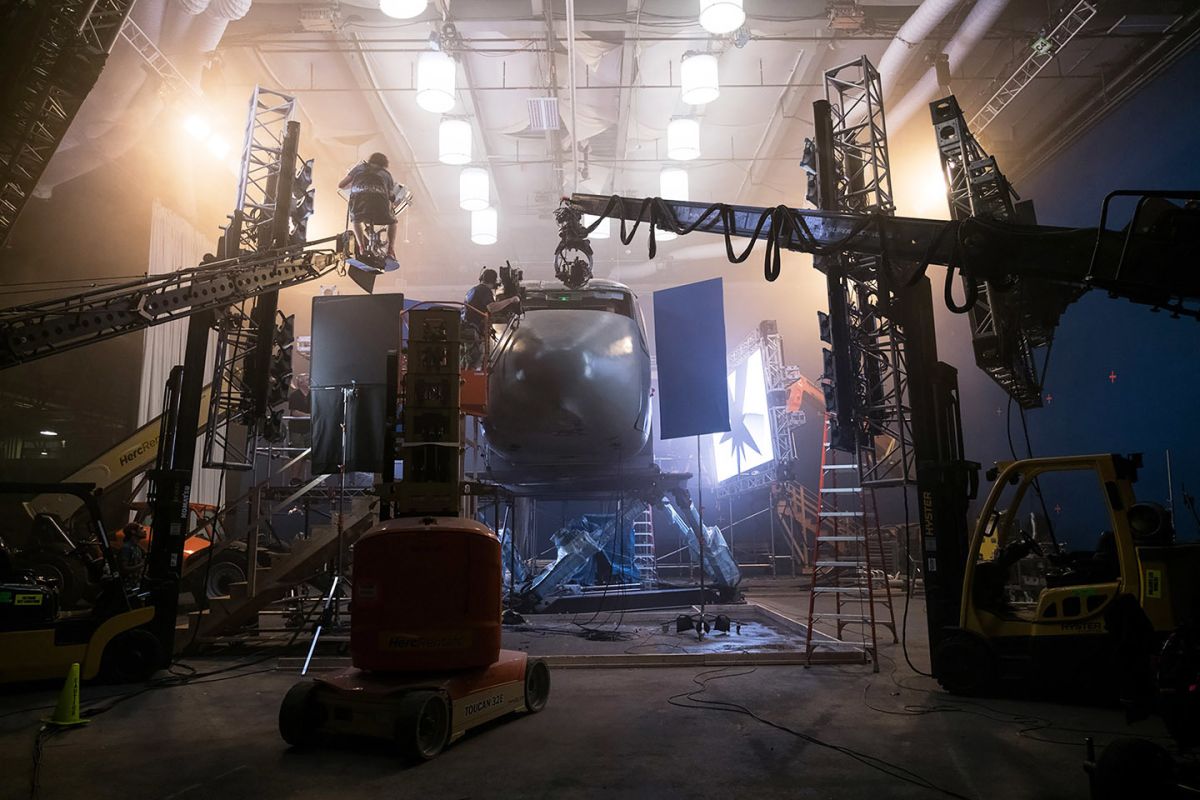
583,213,610,240
680,52,720,105
667,117,700,161
438,117,471,165
471,207,497,245
182,113,211,141
417,51,456,113
699,0,745,34
660,167,689,201
206,135,231,159
459,166,489,211
379,0,427,19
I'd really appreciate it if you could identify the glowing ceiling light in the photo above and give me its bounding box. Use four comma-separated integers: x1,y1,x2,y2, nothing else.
660,167,689,201
471,207,497,245
379,0,427,19
438,117,472,165
206,135,231,159
680,52,720,105
182,113,211,141
699,0,745,34
667,117,700,161
417,51,456,113
583,213,610,240
39,430,58,437
459,166,489,211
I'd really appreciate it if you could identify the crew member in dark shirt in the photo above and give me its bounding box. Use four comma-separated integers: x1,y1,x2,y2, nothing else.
463,268,520,368
338,152,399,262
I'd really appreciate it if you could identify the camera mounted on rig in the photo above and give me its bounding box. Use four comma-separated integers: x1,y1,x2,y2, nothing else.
553,201,594,289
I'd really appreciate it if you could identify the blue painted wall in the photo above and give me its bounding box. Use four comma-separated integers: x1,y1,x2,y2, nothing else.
956,47,1200,534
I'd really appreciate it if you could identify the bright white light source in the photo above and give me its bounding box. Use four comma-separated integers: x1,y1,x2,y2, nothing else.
680,52,720,105
667,117,700,160
699,0,745,34
712,348,775,481
459,167,489,211
206,135,231,159
182,113,211,141
379,0,427,19
471,207,497,245
660,167,689,201
417,51,456,113
583,213,610,239
438,117,472,165
39,430,58,437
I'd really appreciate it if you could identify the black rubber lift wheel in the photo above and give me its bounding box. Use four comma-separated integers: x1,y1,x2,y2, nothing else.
100,629,162,683
1091,737,1178,800
933,632,997,696
279,681,322,748
525,660,551,713
396,691,451,762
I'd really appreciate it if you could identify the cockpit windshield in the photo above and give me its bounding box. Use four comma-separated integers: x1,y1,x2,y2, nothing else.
523,289,633,318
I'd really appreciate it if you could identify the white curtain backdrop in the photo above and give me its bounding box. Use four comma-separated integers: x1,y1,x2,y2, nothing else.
138,199,223,506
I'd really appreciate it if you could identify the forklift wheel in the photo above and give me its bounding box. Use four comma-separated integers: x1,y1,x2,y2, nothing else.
396,691,450,762
524,660,551,713
934,632,996,696
279,681,322,748
1091,737,1177,800
100,629,162,683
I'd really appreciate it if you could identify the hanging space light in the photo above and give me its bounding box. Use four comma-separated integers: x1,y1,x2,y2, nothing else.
459,167,489,211
380,0,427,19
667,118,700,160
657,168,690,242
438,117,472,165
472,207,497,245
698,0,745,34
417,51,456,113
680,52,720,106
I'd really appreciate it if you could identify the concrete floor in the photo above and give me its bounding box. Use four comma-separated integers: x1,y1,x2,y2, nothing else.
0,586,1171,800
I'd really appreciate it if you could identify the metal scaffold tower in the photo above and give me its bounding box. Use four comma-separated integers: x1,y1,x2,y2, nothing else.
0,0,136,248
822,56,913,488
806,56,908,666
969,1,1098,134
932,96,1082,409
203,88,302,469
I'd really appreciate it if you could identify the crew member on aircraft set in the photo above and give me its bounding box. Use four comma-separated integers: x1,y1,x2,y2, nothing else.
338,152,399,263
462,268,521,369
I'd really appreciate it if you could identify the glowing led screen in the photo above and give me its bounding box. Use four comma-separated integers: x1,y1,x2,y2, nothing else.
712,348,775,482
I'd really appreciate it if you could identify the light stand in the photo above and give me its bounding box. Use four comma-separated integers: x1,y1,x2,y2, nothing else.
303,381,356,661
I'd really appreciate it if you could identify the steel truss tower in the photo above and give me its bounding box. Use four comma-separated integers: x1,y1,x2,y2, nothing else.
822,56,913,489
203,88,301,469
0,0,136,247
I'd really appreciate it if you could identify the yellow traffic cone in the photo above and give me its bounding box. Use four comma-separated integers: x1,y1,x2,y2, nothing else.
43,662,89,727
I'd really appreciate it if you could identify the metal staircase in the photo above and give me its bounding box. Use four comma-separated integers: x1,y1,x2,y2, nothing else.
181,494,377,646
632,504,658,585
804,415,897,666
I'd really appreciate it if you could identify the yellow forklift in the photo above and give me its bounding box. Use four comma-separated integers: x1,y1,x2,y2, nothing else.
0,483,158,683
935,453,1200,697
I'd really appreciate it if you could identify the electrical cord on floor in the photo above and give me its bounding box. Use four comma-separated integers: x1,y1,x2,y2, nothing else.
29,725,64,800
898,486,931,677
667,667,974,800
863,651,1176,750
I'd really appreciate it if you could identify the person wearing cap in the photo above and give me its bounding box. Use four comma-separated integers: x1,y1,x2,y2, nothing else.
117,522,147,588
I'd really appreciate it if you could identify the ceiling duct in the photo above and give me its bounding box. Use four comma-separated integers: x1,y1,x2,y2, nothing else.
528,97,561,132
